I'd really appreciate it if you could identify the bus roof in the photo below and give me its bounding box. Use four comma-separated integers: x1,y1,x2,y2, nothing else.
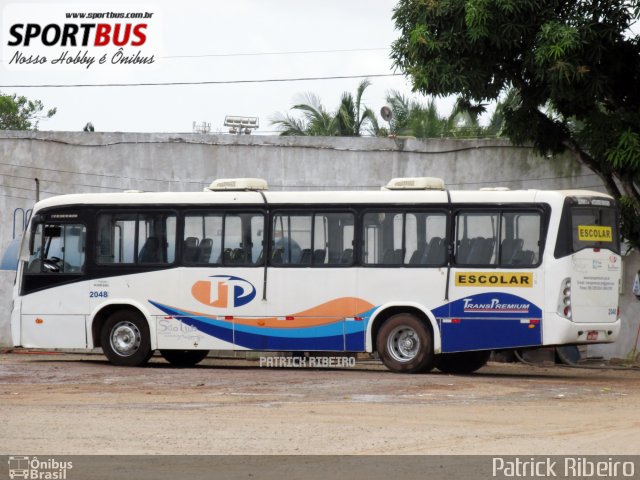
31,188,613,211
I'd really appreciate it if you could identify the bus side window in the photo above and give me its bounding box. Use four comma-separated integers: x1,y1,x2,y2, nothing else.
366,211,447,267
363,212,402,265
97,212,175,265
271,212,353,267
271,214,310,265
455,212,498,266
405,212,447,266
500,212,541,266
318,212,354,266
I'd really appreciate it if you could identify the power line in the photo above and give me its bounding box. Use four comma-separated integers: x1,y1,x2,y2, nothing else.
0,73,402,89
0,160,206,186
160,47,389,59
0,167,601,194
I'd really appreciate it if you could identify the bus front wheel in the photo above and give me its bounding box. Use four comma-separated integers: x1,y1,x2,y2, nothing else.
101,310,153,367
160,350,210,367
436,350,491,374
376,313,435,374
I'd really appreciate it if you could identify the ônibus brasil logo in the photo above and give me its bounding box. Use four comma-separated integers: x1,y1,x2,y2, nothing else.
191,275,256,309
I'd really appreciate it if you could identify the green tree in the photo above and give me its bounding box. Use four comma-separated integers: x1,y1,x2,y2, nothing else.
385,91,451,137
391,0,640,248
0,92,56,130
271,93,336,136
383,91,500,138
334,79,377,136
272,80,376,136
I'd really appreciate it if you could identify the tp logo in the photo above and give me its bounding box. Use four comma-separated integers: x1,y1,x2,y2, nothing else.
191,275,256,308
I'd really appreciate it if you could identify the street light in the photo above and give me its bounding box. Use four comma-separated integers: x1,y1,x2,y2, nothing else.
224,115,259,135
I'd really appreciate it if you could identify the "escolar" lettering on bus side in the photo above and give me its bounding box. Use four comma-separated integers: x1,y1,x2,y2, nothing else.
455,272,533,287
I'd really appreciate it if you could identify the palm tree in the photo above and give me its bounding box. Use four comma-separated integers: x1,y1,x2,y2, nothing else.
334,80,377,136
272,81,376,137
384,90,451,137
383,91,507,139
271,93,336,136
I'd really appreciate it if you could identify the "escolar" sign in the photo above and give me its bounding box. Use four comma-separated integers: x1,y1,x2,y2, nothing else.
455,272,533,287
577,225,612,242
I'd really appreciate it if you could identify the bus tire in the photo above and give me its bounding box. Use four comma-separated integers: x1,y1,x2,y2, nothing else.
376,313,434,374
437,350,491,374
160,349,210,367
101,310,153,367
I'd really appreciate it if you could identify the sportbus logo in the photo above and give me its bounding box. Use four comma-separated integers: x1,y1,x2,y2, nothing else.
191,275,257,309
8,456,73,479
3,4,161,71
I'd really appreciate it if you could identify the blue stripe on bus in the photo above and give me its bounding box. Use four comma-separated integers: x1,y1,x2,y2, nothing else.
150,301,235,343
438,318,542,352
152,294,544,353
149,300,371,351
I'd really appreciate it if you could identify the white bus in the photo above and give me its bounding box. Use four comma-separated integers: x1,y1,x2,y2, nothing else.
10,177,622,373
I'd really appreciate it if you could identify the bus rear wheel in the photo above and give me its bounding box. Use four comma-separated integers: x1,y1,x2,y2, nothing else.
160,350,210,367
376,313,435,374
101,310,153,367
437,350,491,374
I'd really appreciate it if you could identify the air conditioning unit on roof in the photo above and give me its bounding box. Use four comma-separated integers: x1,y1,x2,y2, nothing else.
383,177,446,191
204,178,269,191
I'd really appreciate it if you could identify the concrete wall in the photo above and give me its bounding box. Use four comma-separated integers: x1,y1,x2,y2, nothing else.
1,131,635,359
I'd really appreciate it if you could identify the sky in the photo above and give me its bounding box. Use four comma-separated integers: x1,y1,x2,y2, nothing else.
0,0,442,134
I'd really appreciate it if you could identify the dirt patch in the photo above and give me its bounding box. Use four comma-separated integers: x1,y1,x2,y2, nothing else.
1,353,639,454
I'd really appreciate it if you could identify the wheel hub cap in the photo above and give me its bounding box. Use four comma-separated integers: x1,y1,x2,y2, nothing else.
110,321,141,357
387,326,420,363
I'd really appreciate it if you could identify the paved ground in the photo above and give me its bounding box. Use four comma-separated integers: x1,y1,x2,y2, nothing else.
1,352,639,455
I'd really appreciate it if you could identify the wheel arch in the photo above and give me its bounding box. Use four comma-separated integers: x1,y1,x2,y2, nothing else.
90,300,156,350
365,302,441,354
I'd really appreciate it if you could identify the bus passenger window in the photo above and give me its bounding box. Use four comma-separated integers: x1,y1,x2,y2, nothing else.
271,214,309,265
363,212,402,265
96,212,176,265
454,210,542,267
317,212,354,266
405,212,447,266
364,211,446,267
184,212,263,266
500,212,541,266
224,213,264,265
271,212,354,267
455,212,498,266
